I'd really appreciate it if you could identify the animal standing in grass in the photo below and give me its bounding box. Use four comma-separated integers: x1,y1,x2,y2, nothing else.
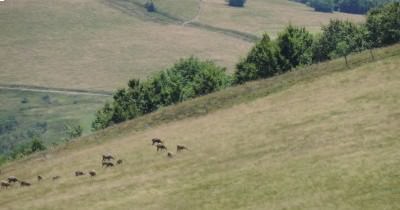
167,152,173,158
7,176,18,183
1,181,10,189
116,159,123,165
75,171,85,176
102,162,114,168
177,145,189,152
89,170,96,177
152,138,163,145
102,154,114,161
156,144,167,152
20,181,31,187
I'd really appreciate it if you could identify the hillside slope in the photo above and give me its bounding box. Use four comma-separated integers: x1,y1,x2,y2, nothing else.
0,46,399,209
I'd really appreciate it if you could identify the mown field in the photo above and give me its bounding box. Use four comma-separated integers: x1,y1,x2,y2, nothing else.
148,0,365,36
0,89,108,157
0,45,398,210
0,0,250,91
0,0,363,91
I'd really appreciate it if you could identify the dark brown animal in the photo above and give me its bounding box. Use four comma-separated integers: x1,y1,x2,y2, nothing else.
102,162,114,168
167,152,173,158
20,181,31,187
116,159,123,165
89,170,96,177
156,144,167,152
102,154,114,161
52,176,60,181
75,171,85,176
1,181,10,189
177,145,189,152
7,176,18,183
152,138,163,145
37,176,43,181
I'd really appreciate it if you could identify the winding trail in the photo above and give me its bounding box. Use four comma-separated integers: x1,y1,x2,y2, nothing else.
0,84,112,97
182,0,203,26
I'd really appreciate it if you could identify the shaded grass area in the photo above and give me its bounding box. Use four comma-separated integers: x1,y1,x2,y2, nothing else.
0,44,398,210
0,89,108,156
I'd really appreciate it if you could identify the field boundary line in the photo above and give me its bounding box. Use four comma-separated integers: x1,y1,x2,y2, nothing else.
0,84,113,97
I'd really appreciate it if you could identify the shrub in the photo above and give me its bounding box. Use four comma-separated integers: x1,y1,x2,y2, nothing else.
145,0,156,12
234,34,283,84
65,124,83,140
92,57,231,130
277,25,314,68
366,2,400,47
228,0,247,7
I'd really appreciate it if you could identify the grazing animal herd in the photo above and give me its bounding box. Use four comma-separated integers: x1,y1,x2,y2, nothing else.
0,138,189,190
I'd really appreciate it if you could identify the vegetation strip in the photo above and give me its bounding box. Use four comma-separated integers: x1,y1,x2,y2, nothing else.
0,84,112,97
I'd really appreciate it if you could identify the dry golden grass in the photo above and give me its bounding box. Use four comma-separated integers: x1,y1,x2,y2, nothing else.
187,0,364,37
0,0,251,91
0,48,399,209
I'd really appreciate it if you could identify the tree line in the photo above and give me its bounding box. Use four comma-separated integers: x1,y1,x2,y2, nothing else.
92,2,400,130
293,0,399,14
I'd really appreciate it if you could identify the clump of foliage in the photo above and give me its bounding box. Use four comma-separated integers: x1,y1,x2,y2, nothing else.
65,124,83,140
92,57,231,130
227,0,247,7
9,138,46,159
366,2,400,47
293,0,399,14
145,0,156,12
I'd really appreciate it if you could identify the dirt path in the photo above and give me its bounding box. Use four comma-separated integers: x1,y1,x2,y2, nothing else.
0,85,112,97
182,0,203,26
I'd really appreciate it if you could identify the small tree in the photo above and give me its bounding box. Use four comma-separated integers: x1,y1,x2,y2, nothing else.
65,124,83,140
145,0,156,12
31,138,46,152
228,0,247,7
335,41,351,67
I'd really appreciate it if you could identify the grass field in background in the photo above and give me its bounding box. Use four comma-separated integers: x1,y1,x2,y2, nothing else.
0,0,250,91
0,89,108,156
0,45,398,210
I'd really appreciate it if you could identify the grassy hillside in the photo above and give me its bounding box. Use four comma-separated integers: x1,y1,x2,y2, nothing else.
0,45,399,209
0,89,108,156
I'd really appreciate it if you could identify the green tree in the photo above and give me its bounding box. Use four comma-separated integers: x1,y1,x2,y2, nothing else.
234,34,282,84
277,25,314,69
65,124,83,140
366,2,400,47
31,138,46,152
335,40,351,66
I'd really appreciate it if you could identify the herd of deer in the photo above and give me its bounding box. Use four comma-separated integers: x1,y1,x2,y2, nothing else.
0,138,189,190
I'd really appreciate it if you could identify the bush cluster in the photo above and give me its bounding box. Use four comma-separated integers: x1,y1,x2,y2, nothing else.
294,0,399,14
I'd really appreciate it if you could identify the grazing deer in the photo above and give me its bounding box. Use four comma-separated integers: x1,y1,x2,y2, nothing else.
75,171,85,176
167,152,173,158
89,170,96,177
1,181,10,189
116,159,123,165
7,176,18,183
102,154,114,161
177,145,189,152
20,181,31,187
102,162,114,168
152,138,163,145
156,144,167,152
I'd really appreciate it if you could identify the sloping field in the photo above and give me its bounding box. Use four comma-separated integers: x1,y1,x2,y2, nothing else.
0,0,250,91
0,45,399,210
147,0,364,36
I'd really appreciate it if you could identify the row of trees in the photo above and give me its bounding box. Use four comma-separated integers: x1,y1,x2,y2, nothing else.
235,2,400,83
294,0,399,14
92,58,231,130
93,2,399,130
